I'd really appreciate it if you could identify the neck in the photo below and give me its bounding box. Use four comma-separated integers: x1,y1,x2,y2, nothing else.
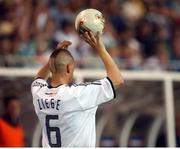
3,113,19,126
51,73,69,87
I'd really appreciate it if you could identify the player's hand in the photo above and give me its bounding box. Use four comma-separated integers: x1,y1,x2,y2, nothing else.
50,40,72,58
81,31,105,51
49,40,72,73
57,40,72,50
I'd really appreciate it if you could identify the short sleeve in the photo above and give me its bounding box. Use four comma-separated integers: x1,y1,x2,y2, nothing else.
31,78,48,95
72,77,116,110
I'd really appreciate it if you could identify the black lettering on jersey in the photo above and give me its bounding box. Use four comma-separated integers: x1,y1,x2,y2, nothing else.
37,98,61,110
41,98,46,109
37,99,42,110
45,99,50,108
56,100,60,110
50,98,55,108
32,81,47,88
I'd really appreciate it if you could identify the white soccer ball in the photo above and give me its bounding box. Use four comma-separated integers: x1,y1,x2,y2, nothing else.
75,9,105,36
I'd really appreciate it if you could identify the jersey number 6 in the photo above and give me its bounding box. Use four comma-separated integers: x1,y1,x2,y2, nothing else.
46,115,61,147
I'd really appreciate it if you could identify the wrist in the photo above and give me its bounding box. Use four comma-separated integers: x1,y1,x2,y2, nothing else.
96,46,106,54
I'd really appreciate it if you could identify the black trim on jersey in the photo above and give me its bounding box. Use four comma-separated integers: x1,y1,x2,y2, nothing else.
47,84,63,88
72,82,101,87
106,77,116,99
32,78,47,88
91,82,102,85
32,77,65,89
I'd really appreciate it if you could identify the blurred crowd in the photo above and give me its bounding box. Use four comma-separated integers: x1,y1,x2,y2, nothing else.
0,0,180,71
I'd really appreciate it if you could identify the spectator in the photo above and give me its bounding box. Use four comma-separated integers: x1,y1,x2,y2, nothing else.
135,19,155,57
169,26,180,71
122,0,146,24
0,96,25,147
53,19,81,60
0,0,179,71
143,42,170,70
103,21,119,58
171,27,180,60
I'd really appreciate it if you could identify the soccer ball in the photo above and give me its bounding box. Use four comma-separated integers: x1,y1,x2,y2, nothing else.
75,9,105,36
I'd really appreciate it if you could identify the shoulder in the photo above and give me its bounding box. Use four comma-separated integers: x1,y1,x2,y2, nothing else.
71,80,102,87
31,78,48,94
31,78,48,87
0,118,2,124
0,118,6,127
0,118,4,123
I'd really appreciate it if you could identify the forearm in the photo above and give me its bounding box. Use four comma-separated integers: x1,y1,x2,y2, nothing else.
35,63,50,80
97,47,124,88
81,31,124,87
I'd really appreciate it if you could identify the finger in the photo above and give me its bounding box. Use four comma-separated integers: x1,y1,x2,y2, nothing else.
84,31,97,45
89,31,96,43
84,32,91,40
81,32,96,47
83,37,91,45
81,32,91,44
57,41,72,49
61,41,72,48
62,45,68,49
80,33,87,40
80,34,88,42
82,33,92,44
63,40,72,45
57,43,64,49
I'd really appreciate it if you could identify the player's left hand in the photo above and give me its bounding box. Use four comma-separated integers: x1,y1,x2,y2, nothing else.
80,31,105,52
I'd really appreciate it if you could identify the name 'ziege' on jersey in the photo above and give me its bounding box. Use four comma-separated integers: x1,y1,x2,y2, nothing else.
31,77,115,147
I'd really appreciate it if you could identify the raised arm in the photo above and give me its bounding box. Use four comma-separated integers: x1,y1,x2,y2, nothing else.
35,62,50,80
81,31,124,88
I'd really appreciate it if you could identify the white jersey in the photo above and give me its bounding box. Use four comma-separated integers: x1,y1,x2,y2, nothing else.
31,77,115,147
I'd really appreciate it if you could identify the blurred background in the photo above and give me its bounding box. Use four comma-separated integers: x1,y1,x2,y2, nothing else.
0,0,180,147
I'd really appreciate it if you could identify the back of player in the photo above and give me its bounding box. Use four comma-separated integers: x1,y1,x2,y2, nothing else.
31,32,123,147
31,77,115,147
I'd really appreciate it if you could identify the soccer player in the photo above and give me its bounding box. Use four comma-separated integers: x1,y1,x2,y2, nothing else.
31,31,124,147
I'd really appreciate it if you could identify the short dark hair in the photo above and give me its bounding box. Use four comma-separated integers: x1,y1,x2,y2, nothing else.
50,48,63,58
49,48,74,73
3,95,19,108
50,48,73,59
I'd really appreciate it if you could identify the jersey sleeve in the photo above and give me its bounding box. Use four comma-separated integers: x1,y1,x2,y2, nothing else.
31,78,48,95
72,77,116,110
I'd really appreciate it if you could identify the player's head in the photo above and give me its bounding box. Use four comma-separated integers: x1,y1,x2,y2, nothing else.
3,95,21,119
49,48,75,83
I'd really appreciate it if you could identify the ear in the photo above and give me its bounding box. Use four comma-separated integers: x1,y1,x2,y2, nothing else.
67,64,70,74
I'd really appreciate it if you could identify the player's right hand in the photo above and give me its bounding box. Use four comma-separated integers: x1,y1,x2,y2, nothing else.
81,31,105,52
57,40,72,50
49,40,72,73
